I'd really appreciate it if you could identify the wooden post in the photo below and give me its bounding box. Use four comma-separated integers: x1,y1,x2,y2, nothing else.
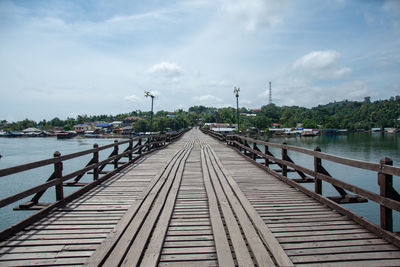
235,136,239,151
252,142,257,160
128,139,133,161
53,151,64,201
113,140,119,169
378,157,393,232
93,144,99,180
264,144,269,167
281,142,288,177
147,136,152,151
314,146,322,194
236,136,239,150
138,138,142,154
244,139,250,157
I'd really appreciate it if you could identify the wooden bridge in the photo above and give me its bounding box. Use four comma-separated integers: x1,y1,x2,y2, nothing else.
1,128,400,266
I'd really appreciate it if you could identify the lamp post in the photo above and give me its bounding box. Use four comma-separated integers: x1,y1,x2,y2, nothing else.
145,91,154,133
234,87,240,133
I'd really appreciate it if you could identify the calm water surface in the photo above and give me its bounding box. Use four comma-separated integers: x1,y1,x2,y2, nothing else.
0,133,399,231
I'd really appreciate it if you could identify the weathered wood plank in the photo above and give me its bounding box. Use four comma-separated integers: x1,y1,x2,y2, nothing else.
204,145,277,266
86,148,187,267
200,147,235,266
201,146,254,267
138,142,193,266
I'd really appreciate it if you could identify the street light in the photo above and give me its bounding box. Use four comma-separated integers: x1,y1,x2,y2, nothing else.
144,91,154,133
234,87,240,133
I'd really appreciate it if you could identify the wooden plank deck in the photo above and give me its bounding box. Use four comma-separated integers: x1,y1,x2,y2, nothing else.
1,128,400,266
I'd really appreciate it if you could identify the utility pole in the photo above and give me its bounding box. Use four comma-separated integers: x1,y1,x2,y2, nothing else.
145,91,155,133
234,87,240,133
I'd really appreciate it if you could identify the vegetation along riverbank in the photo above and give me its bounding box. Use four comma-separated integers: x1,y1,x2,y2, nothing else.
1,96,399,136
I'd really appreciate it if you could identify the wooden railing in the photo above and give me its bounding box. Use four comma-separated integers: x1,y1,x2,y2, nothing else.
0,130,188,240
202,129,400,244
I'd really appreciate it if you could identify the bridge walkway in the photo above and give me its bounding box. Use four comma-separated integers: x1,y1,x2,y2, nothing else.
0,129,400,266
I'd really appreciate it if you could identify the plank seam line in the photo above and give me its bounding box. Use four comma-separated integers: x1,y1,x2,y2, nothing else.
203,138,294,267
200,142,235,267
85,145,188,266
128,140,194,266
203,143,276,267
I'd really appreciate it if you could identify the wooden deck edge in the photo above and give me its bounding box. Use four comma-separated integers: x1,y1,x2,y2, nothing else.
0,139,180,242
208,137,400,249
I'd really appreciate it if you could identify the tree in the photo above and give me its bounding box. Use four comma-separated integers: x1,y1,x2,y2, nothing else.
302,118,317,128
132,120,148,132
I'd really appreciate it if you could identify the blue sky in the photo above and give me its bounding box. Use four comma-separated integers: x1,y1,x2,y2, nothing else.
0,0,399,121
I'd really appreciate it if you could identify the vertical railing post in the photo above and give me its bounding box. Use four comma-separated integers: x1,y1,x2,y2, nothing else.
378,157,393,232
314,146,322,194
54,151,64,201
113,140,119,169
146,136,151,151
264,144,269,167
252,142,257,160
128,139,133,161
281,142,288,177
245,139,250,157
93,144,99,180
138,138,142,154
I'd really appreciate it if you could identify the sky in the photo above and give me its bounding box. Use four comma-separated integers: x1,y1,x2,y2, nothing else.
0,0,399,122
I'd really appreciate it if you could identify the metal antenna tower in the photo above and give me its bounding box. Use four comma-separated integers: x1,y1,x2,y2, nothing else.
269,81,272,104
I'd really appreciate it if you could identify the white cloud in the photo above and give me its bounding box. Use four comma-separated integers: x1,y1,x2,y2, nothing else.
382,0,400,16
208,80,232,87
148,62,184,78
269,80,374,107
107,11,166,23
292,50,351,80
238,99,253,105
192,94,222,103
293,50,340,69
124,94,141,102
220,0,288,31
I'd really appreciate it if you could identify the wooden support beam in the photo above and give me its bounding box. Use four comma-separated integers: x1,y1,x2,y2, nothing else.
379,157,394,232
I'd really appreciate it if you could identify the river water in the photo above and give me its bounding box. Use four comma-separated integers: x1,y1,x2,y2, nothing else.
0,133,399,231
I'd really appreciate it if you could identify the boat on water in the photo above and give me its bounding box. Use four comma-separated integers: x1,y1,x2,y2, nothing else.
301,129,319,137
384,128,398,133
6,131,24,137
56,131,77,139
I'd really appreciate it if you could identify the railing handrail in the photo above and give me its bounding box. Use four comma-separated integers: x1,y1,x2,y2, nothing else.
201,129,400,236
0,131,186,206
0,133,177,177
227,134,400,176
230,139,400,212
0,129,188,240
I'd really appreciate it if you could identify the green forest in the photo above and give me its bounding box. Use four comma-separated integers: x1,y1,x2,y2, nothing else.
1,96,399,132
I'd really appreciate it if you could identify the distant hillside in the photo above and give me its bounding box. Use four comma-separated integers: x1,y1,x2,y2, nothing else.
1,96,399,132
